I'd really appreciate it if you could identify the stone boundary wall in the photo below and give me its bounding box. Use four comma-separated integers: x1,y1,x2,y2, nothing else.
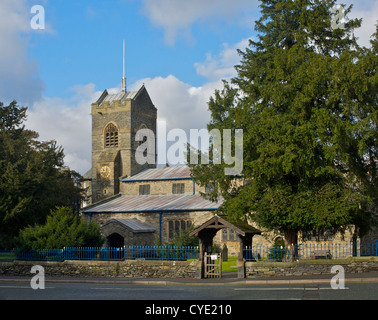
1,257,377,279
0,259,201,279
244,257,378,278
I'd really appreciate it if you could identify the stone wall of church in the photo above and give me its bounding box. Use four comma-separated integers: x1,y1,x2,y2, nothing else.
129,89,157,176
91,100,133,203
101,222,155,246
86,210,215,246
119,179,202,196
85,211,359,257
90,87,158,204
92,100,132,151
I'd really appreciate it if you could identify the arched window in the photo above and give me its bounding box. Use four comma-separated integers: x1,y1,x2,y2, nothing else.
104,123,119,148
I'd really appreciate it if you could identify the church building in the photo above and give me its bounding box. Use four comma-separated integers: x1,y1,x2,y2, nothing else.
81,45,373,257
81,66,233,251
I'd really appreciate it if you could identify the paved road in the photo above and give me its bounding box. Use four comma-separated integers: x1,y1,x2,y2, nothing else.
1,279,377,300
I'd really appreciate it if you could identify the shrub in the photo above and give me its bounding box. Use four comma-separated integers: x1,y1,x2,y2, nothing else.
18,207,103,250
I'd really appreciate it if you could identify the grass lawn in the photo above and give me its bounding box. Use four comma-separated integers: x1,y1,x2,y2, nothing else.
222,256,238,272
0,252,15,261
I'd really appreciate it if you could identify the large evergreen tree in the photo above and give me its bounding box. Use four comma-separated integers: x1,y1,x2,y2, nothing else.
0,101,85,248
189,0,377,254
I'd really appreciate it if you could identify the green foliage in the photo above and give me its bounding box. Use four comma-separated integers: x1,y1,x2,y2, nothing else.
18,207,103,250
0,101,85,248
189,0,377,246
168,227,199,247
269,239,286,261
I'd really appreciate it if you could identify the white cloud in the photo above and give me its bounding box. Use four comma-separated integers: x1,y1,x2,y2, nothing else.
195,38,250,81
142,0,377,48
345,0,378,48
137,39,247,133
26,84,102,174
142,0,258,44
0,0,45,105
133,75,222,165
4,0,376,177
129,39,246,165
24,75,223,172
131,75,219,132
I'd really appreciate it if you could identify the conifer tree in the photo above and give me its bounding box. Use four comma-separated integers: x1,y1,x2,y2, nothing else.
0,101,85,248
189,0,377,256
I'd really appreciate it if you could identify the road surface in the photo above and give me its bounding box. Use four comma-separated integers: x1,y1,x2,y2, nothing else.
1,280,377,300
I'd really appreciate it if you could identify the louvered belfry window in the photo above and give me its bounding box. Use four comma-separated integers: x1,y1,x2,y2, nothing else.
105,124,119,148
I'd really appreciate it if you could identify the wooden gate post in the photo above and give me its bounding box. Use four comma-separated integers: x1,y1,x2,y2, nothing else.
238,235,246,278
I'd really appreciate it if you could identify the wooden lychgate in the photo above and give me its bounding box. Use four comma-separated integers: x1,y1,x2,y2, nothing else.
189,214,261,279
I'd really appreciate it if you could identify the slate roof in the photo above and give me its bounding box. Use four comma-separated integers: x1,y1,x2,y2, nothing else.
82,194,222,214
121,166,192,182
96,85,147,106
83,169,92,180
101,91,139,105
103,218,156,233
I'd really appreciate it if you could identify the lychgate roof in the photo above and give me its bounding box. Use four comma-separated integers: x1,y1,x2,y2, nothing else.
189,215,261,237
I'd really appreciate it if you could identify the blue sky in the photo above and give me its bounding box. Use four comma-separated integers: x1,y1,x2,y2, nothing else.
0,0,377,174
28,0,257,98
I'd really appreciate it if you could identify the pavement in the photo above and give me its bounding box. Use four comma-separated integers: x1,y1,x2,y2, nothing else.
1,271,378,286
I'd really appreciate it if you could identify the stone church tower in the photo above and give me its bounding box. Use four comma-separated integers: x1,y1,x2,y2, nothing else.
90,81,157,203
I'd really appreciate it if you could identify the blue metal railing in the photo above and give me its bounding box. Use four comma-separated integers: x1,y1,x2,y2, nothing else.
359,240,378,256
13,248,64,262
1,245,199,262
1,241,377,263
244,240,378,261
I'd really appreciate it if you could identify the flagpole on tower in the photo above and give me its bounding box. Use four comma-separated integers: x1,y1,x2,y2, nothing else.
122,40,126,93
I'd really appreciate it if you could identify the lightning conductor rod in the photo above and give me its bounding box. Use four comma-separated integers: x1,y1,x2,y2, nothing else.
122,40,127,93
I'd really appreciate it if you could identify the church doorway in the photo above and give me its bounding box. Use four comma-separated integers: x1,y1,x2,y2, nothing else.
107,233,125,247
